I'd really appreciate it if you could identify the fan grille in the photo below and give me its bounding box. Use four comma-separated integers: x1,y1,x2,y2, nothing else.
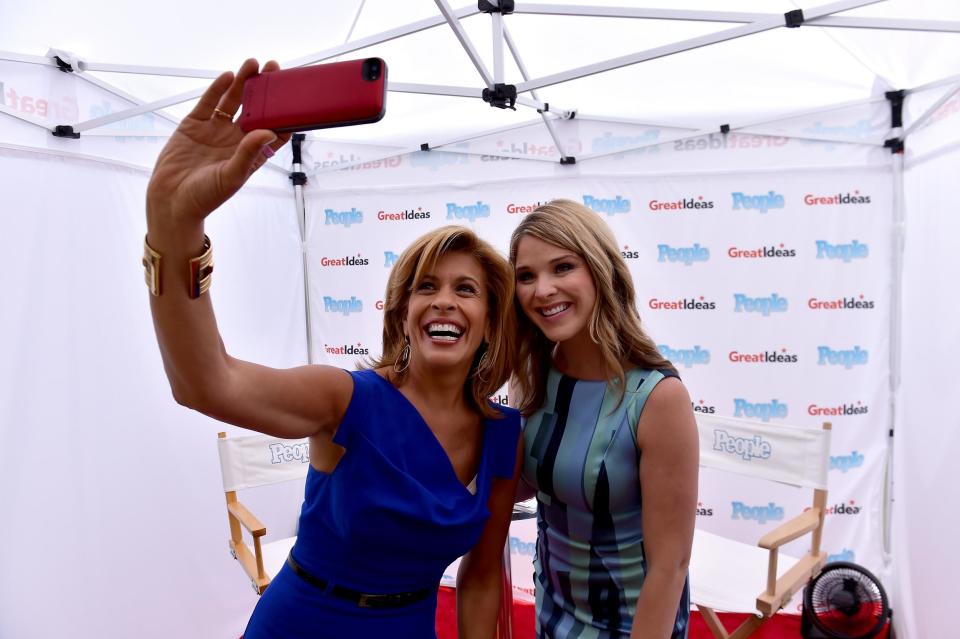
809,565,886,638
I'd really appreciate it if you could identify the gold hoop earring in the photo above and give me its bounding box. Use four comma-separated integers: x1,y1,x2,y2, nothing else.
394,339,411,373
475,349,490,384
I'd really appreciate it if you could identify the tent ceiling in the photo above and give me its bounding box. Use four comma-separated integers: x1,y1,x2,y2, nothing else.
4,0,960,147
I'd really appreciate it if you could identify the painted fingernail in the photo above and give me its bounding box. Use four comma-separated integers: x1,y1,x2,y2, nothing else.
261,145,275,159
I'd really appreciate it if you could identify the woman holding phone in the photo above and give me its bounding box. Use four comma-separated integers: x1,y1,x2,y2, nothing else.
509,200,698,639
145,59,521,638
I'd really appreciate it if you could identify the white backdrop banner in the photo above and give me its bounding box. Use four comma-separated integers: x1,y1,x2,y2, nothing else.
303,156,893,606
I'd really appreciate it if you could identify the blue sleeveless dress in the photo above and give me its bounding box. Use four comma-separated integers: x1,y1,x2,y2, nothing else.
243,369,521,638
522,367,690,639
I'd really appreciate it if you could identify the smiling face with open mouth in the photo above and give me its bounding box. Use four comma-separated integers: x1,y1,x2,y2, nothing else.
513,235,597,346
402,251,489,376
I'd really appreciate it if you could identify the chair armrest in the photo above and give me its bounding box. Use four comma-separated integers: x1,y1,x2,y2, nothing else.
228,501,267,537
758,508,820,550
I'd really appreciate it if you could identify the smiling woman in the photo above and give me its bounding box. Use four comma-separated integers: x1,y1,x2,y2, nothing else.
143,59,523,639
509,199,698,639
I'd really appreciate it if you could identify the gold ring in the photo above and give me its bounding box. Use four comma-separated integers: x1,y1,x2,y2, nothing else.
213,108,233,121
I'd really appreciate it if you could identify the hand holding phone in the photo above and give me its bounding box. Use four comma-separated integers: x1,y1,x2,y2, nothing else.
240,58,387,133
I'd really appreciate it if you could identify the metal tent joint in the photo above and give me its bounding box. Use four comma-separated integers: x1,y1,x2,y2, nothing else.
53,55,75,73
885,89,906,128
884,137,904,154
784,9,805,28
52,125,80,139
290,134,308,185
479,0,513,15
482,83,517,109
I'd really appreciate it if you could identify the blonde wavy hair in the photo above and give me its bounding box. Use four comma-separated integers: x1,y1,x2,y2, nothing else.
509,199,676,416
368,226,516,419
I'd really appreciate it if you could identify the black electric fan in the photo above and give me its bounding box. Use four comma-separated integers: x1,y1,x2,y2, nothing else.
802,561,891,639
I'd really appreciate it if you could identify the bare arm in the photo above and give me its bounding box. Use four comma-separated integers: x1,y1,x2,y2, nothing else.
457,438,523,639
630,377,699,639
146,59,351,440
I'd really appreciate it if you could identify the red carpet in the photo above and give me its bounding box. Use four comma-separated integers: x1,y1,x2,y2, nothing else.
436,586,807,638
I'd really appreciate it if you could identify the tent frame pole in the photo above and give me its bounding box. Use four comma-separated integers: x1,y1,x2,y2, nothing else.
513,4,960,33
885,93,906,562
902,81,960,138
290,135,314,365
514,0,886,94
434,0,494,87
501,23,571,159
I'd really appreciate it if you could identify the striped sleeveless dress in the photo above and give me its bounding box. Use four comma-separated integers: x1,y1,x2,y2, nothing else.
521,367,690,639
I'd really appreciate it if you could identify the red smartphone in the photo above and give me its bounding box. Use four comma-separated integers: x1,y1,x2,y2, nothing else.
239,58,387,133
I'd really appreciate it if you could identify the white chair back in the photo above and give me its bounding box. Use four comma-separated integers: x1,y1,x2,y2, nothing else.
696,414,831,490
217,433,311,492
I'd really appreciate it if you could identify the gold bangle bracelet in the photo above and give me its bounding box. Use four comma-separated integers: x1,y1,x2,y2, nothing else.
142,234,214,298
142,237,162,296
188,235,214,299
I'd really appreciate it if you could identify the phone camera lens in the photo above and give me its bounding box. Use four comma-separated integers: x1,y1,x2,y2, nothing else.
362,58,382,81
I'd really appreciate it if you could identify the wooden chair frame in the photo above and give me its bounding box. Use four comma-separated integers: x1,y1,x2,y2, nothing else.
695,422,832,639
217,431,305,595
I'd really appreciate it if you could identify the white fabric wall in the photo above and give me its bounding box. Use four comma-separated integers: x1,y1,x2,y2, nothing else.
0,147,305,638
891,88,960,639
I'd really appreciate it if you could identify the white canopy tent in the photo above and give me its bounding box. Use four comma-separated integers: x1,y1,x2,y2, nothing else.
2,1,959,638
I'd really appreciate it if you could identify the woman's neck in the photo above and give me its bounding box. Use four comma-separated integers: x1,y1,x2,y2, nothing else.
398,362,470,412
553,330,609,380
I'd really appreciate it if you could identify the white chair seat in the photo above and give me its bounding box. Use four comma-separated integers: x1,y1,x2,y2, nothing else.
260,536,297,579
689,529,798,613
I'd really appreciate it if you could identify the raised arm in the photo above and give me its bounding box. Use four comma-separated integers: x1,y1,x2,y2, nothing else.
630,377,699,639
146,59,351,440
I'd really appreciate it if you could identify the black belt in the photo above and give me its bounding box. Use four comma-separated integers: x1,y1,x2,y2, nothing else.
285,553,435,609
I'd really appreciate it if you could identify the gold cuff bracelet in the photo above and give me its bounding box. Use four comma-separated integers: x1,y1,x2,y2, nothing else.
142,234,214,299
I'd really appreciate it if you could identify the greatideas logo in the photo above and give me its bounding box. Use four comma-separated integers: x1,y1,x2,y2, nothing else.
647,296,717,311
319,253,369,267
324,343,370,356
728,348,798,364
808,294,875,310
804,190,872,206
377,206,432,222
727,243,796,259
648,195,715,212
808,400,869,416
